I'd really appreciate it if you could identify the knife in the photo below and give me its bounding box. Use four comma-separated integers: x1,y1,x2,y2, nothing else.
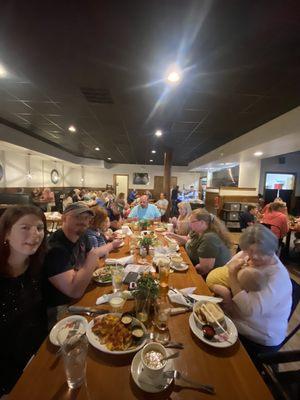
68,306,109,316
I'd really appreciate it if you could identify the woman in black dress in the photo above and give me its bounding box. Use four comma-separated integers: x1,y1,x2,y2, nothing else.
0,206,47,395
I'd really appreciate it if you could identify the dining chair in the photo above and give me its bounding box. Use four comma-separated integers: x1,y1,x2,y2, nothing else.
257,279,300,399
258,350,300,400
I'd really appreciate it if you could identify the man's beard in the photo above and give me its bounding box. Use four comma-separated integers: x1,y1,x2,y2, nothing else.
75,225,87,235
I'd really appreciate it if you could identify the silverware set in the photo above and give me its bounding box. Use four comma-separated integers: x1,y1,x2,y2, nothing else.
140,369,215,394
169,287,195,308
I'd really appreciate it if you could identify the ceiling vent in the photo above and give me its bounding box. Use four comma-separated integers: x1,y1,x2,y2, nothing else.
80,88,114,104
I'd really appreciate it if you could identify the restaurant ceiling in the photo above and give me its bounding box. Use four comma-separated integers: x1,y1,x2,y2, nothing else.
0,0,299,166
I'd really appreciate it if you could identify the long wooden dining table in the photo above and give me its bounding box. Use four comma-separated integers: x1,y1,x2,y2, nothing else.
9,232,273,400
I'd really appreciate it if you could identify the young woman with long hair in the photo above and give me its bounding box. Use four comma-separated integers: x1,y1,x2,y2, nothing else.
0,205,48,395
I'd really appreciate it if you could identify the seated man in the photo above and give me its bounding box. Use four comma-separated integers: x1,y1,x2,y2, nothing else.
155,193,169,217
128,194,161,221
44,202,112,326
239,205,257,230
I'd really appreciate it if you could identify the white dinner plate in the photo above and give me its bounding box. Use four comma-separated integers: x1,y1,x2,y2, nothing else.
131,349,173,393
154,227,166,232
92,267,112,284
49,315,88,346
86,313,147,354
171,262,189,272
189,313,238,348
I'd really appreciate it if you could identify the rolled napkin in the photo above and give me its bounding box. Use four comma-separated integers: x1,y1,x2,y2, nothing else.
105,255,134,266
96,293,114,305
168,287,197,308
188,294,223,304
96,290,134,305
124,264,155,275
154,246,177,256
121,225,133,236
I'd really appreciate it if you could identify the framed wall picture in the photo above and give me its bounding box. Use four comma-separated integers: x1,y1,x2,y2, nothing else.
133,172,150,185
51,169,60,184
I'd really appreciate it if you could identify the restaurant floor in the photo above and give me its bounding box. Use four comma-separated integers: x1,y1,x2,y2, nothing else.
229,232,300,373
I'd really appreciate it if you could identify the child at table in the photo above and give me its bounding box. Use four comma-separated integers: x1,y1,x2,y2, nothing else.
206,252,269,312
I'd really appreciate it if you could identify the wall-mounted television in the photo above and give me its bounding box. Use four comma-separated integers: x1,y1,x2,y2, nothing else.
211,166,239,187
265,173,295,190
133,173,150,185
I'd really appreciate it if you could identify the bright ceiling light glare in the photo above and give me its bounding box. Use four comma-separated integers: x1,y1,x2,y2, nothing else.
68,125,76,133
151,150,156,154
95,147,100,151
155,129,162,137
165,65,182,85
150,159,153,162
254,151,263,156
0,64,7,78
107,157,111,160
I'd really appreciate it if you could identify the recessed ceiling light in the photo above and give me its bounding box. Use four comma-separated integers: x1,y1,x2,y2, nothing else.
0,64,7,78
166,65,182,84
254,151,263,156
151,150,156,154
155,129,162,137
150,159,153,162
80,178,84,182
95,147,100,151
68,125,76,132
107,157,111,160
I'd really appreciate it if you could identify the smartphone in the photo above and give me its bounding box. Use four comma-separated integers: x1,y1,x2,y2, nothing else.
123,271,139,285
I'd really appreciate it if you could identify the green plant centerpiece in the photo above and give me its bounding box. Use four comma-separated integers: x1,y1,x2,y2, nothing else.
138,219,151,230
133,274,159,323
139,235,153,250
134,273,159,301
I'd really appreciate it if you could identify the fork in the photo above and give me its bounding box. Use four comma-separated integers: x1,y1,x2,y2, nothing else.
163,370,215,394
169,288,194,308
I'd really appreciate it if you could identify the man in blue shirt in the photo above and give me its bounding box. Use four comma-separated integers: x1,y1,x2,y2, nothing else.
128,195,161,221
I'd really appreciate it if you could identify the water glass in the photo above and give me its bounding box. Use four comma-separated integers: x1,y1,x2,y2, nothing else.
159,264,170,288
111,265,124,292
60,333,88,389
135,296,150,324
129,242,136,255
153,299,171,344
109,292,126,313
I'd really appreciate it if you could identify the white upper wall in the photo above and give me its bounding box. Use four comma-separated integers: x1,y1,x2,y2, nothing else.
0,148,200,189
189,106,300,170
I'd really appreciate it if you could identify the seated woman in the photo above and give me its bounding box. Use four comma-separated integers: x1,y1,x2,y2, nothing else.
167,208,232,276
261,201,289,240
170,201,192,236
62,190,73,211
115,192,130,217
207,224,292,358
86,206,122,253
106,201,123,231
0,206,47,395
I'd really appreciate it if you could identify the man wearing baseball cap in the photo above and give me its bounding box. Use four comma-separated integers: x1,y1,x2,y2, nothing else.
44,202,116,326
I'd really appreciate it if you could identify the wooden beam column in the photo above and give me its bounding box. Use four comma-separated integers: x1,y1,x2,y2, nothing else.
163,149,172,201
